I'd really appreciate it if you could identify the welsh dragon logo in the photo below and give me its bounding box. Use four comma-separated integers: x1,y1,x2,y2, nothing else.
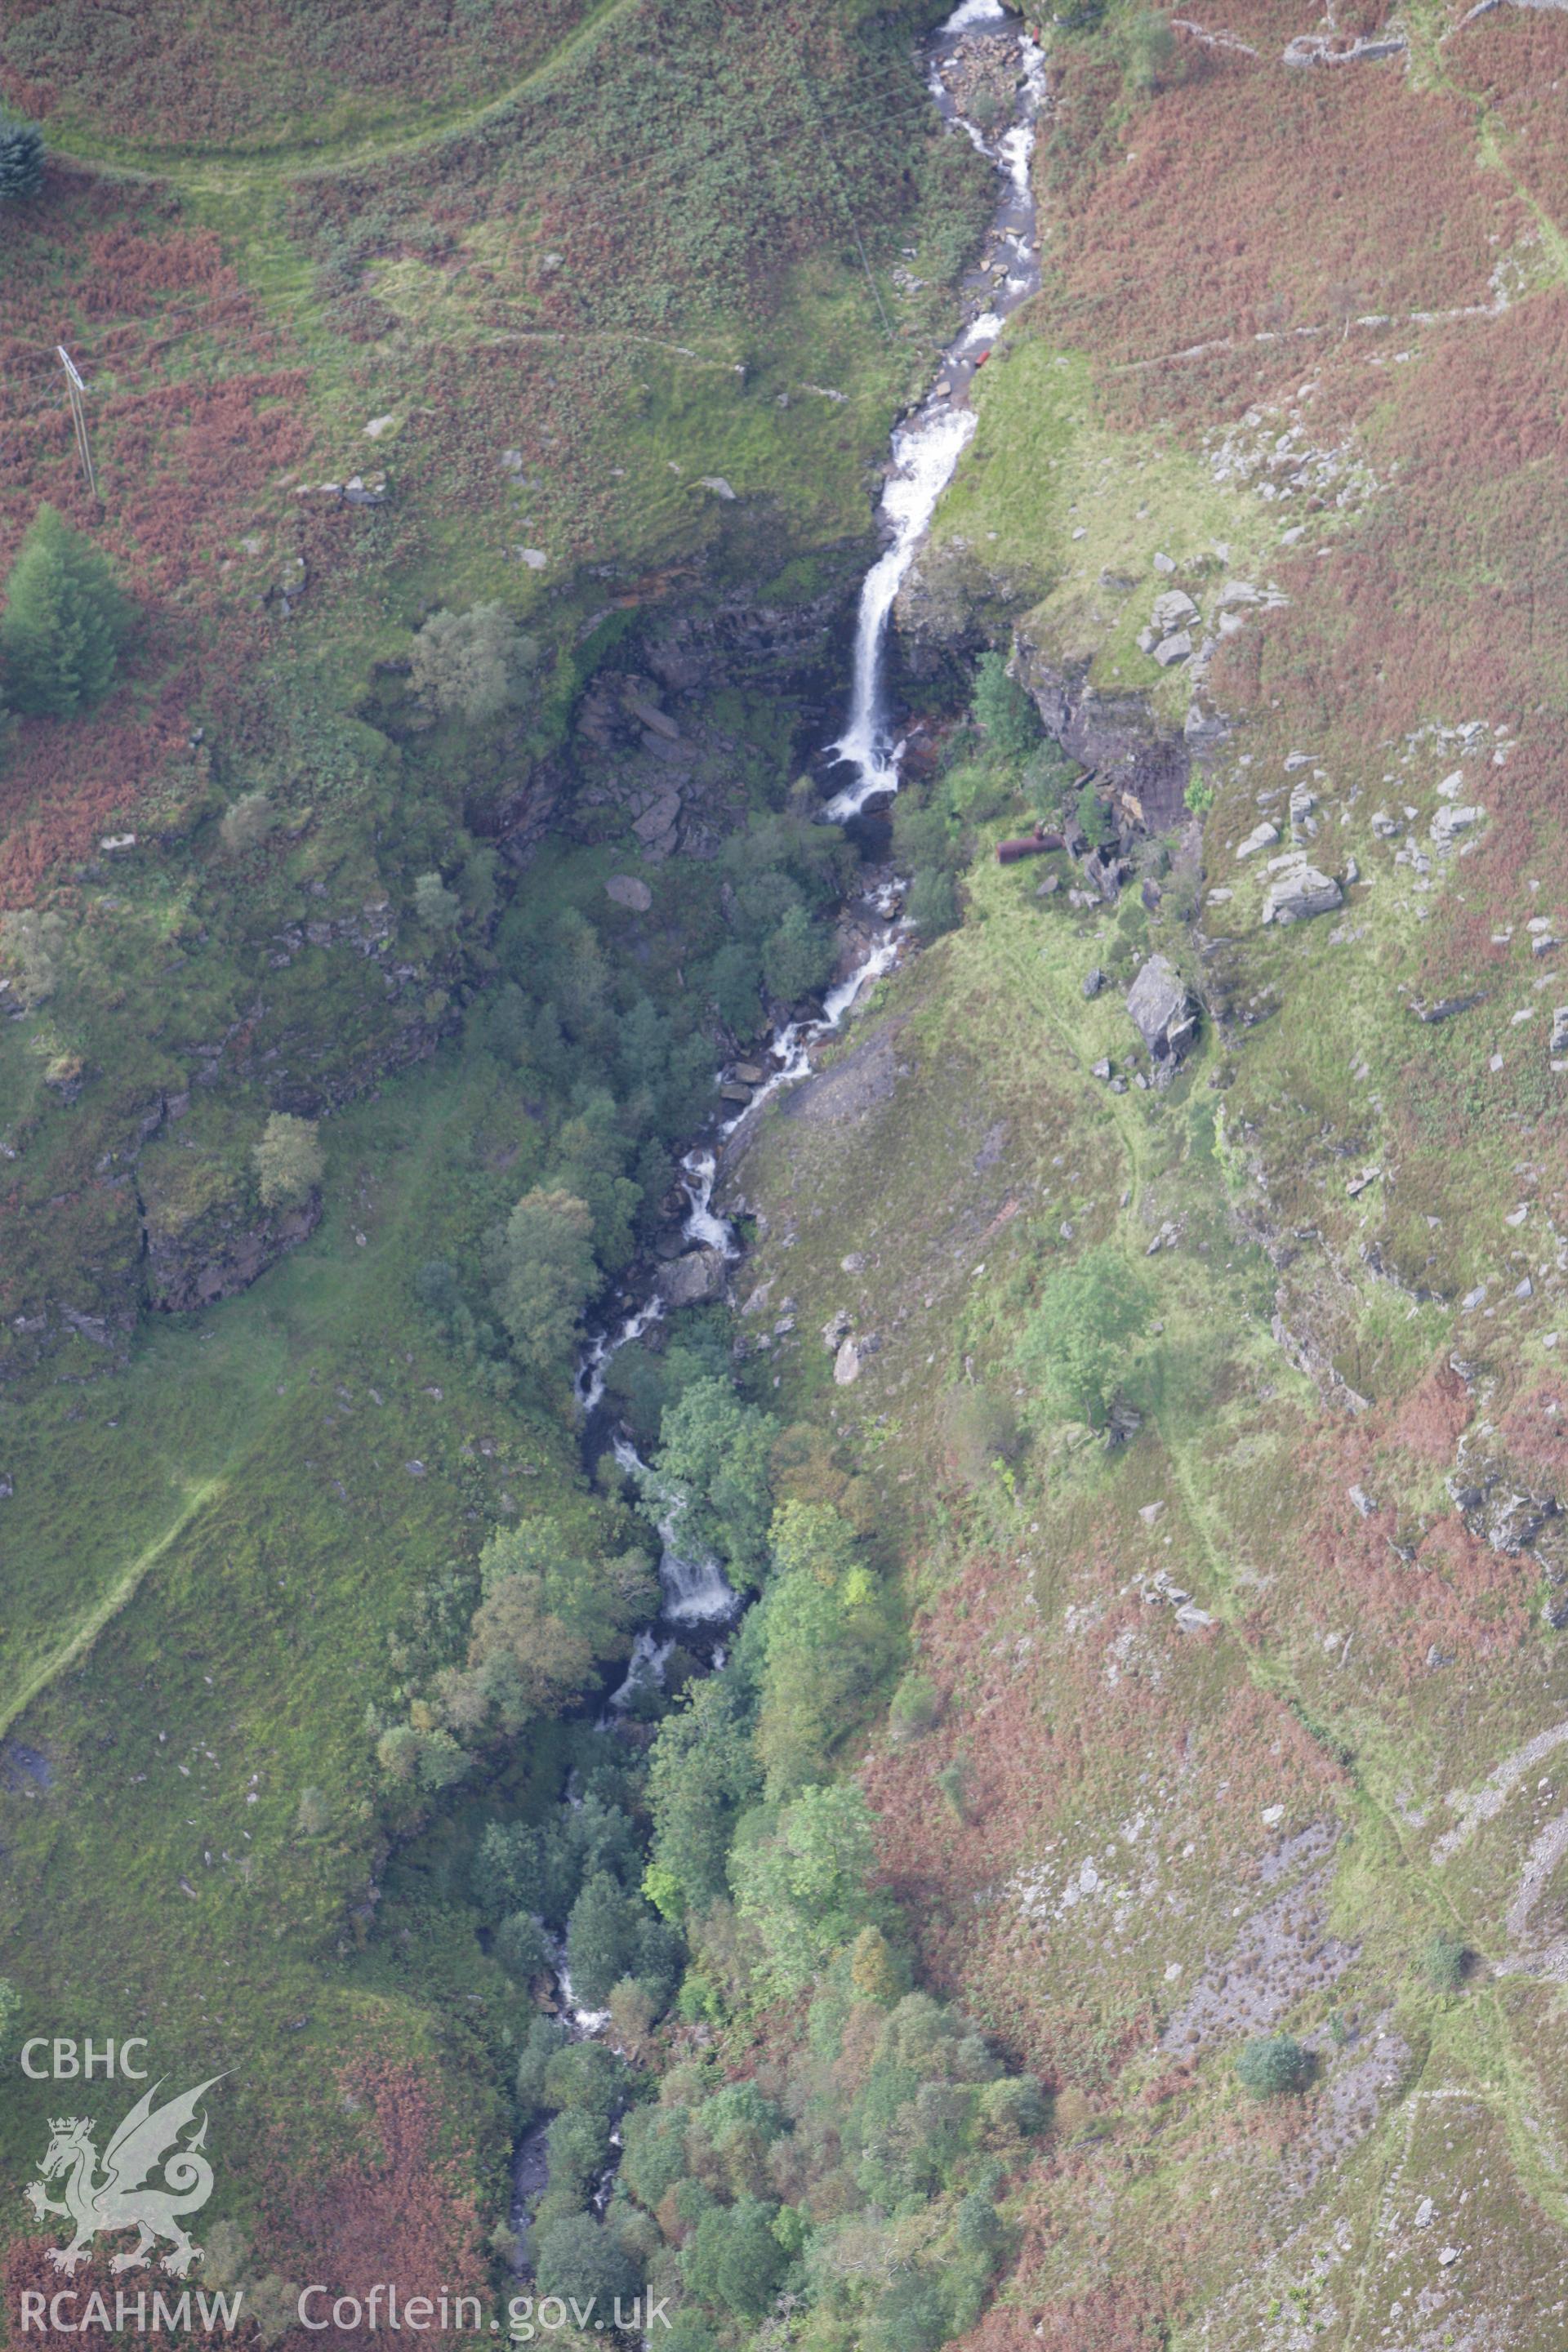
24,2077,223,2278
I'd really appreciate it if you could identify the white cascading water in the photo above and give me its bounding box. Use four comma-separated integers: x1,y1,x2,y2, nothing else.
822,0,1045,820
576,0,1049,1643
820,408,979,819
516,0,1049,2256
611,1433,738,1631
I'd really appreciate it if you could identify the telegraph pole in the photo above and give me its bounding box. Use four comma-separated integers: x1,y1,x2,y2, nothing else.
56,346,98,506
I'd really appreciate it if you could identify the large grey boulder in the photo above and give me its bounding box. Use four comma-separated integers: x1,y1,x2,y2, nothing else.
1126,955,1197,1063
1263,865,1342,924
1152,588,1199,635
656,1247,728,1308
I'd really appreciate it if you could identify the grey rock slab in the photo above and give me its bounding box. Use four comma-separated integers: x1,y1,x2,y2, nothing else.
1263,866,1342,924
1126,954,1196,1062
1152,588,1199,633
656,1248,728,1308
1432,803,1484,847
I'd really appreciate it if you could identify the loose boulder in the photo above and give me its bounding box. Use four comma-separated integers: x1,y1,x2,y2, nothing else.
1126,954,1197,1065
656,1247,727,1308
1263,865,1342,924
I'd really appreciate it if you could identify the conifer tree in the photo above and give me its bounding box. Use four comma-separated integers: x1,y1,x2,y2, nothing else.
0,506,128,717
0,113,44,203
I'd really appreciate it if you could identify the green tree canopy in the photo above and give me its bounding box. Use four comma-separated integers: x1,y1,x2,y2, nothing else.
762,903,834,1004
412,871,462,931
1017,1244,1150,1429
730,1782,878,1997
682,2198,788,2320
566,1869,644,2007
532,2213,642,2313
437,1518,655,1737
751,1503,889,1799
646,1377,777,1587
646,1677,761,1919
494,1912,550,1984
970,650,1041,764
409,601,537,724
1235,2034,1312,2099
485,1185,598,1374
1076,780,1116,850
252,1112,324,1210
0,506,129,717
906,867,959,939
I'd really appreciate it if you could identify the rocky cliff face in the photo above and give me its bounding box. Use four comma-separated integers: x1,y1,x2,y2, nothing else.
141,1190,322,1313
502,558,872,871
1013,624,1194,835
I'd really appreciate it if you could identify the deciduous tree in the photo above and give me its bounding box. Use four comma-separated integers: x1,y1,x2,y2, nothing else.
409,602,537,724
486,1186,597,1374
252,1111,324,1209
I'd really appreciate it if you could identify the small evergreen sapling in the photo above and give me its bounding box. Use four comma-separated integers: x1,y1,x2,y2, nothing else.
0,112,44,203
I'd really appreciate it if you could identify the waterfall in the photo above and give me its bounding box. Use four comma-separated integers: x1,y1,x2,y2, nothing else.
515,0,1051,2265
679,1149,737,1254
821,408,979,821
822,0,1046,823
611,1434,742,1628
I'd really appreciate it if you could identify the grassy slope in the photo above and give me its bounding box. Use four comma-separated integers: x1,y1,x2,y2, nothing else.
0,0,1003,2283
724,827,1568,2348
0,1042,586,2215
710,3,1568,2344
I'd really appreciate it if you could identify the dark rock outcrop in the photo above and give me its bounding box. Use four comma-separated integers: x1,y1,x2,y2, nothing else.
143,1194,323,1312
1015,634,1192,835
654,1247,728,1309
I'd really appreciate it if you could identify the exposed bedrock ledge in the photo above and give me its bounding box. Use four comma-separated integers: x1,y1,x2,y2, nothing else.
1014,628,1195,835
143,1193,323,1314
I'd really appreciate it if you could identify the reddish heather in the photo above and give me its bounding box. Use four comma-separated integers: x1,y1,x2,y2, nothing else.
864,1528,1348,2071
967,2286,1163,2352
0,174,322,898
1388,1357,1475,1463
1450,8,1568,216
1497,1385,1568,1489
1047,50,1512,378
1,2242,243,2349
1283,1419,1535,1682
265,2058,485,2352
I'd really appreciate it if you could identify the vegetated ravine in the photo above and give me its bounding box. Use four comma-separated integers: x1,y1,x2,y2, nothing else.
507,0,1046,2265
